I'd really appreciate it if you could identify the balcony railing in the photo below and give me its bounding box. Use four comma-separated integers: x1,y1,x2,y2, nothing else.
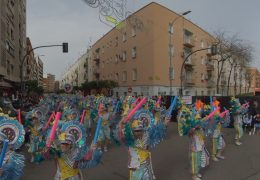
184,37,195,48
206,64,214,71
93,55,100,63
93,69,100,75
221,80,227,85
184,58,195,70
207,80,215,88
184,79,195,86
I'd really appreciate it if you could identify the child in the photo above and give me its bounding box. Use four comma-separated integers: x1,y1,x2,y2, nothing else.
189,126,209,180
128,119,155,180
211,122,226,161
28,113,45,163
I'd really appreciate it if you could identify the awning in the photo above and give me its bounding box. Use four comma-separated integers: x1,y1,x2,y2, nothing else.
0,80,13,88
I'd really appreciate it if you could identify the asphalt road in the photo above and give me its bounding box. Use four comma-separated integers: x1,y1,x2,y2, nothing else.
22,123,260,180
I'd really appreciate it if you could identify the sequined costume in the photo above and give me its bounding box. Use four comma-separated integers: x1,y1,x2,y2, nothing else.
0,116,25,180
128,132,154,180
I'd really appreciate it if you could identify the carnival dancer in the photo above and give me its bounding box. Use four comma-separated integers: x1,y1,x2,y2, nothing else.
27,112,45,164
208,97,225,161
116,97,169,180
178,104,210,180
45,119,102,180
96,104,111,152
0,116,25,180
211,121,225,161
230,98,248,146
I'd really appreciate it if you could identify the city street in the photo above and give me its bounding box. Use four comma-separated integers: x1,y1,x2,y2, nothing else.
22,123,260,180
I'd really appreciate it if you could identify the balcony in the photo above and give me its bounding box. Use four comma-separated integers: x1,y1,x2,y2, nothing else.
207,80,215,88
206,64,214,71
184,79,195,87
184,59,194,70
93,68,100,75
221,80,227,86
93,55,100,64
183,37,195,48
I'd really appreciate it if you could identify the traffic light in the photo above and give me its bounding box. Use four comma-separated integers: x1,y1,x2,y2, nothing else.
62,43,68,53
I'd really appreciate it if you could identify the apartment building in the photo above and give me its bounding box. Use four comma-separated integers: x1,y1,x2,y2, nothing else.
60,50,89,89
89,2,216,96
0,0,26,89
36,56,43,87
245,67,260,93
43,73,55,92
24,37,38,81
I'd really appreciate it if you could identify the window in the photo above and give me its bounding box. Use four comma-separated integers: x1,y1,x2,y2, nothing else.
184,29,193,44
168,23,173,34
132,69,137,81
201,91,204,95
201,57,205,65
184,47,192,63
132,47,136,58
132,26,136,37
122,71,127,81
169,45,174,57
122,51,127,61
201,73,205,81
115,55,118,64
201,40,204,48
115,73,119,81
123,32,127,42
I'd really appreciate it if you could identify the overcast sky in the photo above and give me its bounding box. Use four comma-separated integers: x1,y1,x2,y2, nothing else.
27,0,260,80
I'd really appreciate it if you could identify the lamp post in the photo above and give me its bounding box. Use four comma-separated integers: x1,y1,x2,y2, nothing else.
180,45,217,96
169,10,191,96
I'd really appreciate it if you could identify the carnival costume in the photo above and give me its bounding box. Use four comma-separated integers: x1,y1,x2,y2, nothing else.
177,102,210,180
111,96,168,180
230,97,248,146
45,120,102,180
210,99,225,161
25,109,46,163
0,115,25,180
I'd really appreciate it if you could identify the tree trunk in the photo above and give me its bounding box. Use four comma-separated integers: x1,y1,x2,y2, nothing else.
234,65,237,96
227,64,234,96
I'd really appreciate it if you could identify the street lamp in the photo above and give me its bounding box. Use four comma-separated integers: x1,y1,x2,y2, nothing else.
169,10,191,96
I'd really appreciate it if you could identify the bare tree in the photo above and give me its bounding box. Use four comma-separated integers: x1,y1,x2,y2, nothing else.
213,30,253,95
244,69,254,93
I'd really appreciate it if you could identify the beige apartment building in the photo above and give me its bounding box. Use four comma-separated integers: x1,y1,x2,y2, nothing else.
246,67,260,93
0,0,26,90
43,73,55,92
60,51,89,89
89,2,216,96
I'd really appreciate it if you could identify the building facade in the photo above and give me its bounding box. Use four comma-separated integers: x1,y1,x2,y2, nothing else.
43,73,55,92
36,56,43,87
24,37,38,81
89,2,216,96
60,50,89,89
0,0,26,89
